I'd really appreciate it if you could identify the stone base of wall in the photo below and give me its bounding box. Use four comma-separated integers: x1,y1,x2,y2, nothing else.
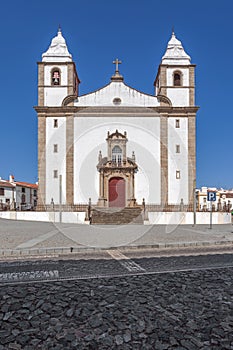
0,211,86,224
147,212,231,225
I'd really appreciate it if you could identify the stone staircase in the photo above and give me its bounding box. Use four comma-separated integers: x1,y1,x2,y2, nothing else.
91,207,143,225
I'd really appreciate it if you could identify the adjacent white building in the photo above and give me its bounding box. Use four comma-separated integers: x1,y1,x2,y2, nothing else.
35,29,198,210
197,187,233,212
0,175,38,210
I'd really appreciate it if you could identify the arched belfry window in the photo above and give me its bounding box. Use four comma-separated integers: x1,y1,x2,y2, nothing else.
173,71,182,86
51,68,61,86
112,146,122,163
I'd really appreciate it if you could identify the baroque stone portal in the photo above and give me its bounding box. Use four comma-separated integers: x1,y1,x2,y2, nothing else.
97,130,138,207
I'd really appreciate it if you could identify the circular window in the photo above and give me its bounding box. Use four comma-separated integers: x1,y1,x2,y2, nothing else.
113,97,122,105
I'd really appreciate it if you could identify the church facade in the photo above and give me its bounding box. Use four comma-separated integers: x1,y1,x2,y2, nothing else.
35,29,198,211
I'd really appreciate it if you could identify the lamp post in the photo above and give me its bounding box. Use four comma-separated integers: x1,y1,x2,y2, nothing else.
193,179,197,227
59,175,62,223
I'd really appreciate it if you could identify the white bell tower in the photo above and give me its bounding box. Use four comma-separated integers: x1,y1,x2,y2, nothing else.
37,27,80,107
154,31,195,107
36,28,80,207
154,31,198,206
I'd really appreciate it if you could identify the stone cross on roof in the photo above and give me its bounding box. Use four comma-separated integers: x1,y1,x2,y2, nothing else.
111,58,124,82
113,58,122,73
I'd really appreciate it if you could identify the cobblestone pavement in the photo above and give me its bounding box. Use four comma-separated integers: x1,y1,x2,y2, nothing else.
0,266,233,349
0,253,233,349
0,219,233,348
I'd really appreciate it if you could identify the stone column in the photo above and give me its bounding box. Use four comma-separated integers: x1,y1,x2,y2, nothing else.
132,173,135,199
99,171,103,198
98,171,106,207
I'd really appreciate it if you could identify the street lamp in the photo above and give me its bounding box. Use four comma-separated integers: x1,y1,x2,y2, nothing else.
193,179,197,226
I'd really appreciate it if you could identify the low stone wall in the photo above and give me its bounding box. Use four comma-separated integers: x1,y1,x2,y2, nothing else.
0,211,86,224
147,211,231,225
0,211,231,225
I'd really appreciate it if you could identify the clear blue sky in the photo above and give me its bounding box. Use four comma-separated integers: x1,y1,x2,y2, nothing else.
0,0,232,189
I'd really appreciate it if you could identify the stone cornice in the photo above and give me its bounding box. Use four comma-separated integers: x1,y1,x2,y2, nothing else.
151,106,199,114
34,106,86,114
158,64,196,68
159,85,195,89
34,105,199,116
37,61,77,66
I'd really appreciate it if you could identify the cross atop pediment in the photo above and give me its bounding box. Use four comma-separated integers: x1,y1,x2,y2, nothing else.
113,58,122,73
111,58,124,82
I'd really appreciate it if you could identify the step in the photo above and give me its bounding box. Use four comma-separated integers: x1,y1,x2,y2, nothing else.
91,207,143,225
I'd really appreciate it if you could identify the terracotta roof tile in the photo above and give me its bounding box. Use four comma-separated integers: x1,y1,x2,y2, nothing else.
0,181,14,188
15,182,38,189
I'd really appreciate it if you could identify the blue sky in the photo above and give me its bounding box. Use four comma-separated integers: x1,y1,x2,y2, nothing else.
0,0,232,189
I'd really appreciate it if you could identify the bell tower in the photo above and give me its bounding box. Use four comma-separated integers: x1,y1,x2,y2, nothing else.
36,28,80,207
154,31,195,107
37,27,80,107
154,31,198,207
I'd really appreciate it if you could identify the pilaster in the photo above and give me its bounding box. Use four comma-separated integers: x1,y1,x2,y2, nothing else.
160,115,168,206
37,63,44,106
188,115,196,206
189,66,195,106
66,115,74,205
159,66,167,96
38,115,46,206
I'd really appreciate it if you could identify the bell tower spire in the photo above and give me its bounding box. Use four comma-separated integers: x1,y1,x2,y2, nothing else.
37,28,80,107
154,31,195,107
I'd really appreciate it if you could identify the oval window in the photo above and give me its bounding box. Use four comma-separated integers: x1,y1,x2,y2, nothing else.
113,97,121,105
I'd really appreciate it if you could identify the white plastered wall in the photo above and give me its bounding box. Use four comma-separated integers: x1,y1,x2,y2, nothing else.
15,187,31,207
166,68,189,106
46,117,66,204
73,116,161,205
167,117,189,204
0,188,13,203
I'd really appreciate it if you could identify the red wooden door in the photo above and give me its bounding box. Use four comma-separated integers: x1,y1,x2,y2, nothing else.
109,177,125,207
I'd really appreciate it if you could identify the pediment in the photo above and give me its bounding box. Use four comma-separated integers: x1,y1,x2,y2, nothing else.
74,81,160,107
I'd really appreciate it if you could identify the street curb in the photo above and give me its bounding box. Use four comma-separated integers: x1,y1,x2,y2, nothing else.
0,240,233,260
